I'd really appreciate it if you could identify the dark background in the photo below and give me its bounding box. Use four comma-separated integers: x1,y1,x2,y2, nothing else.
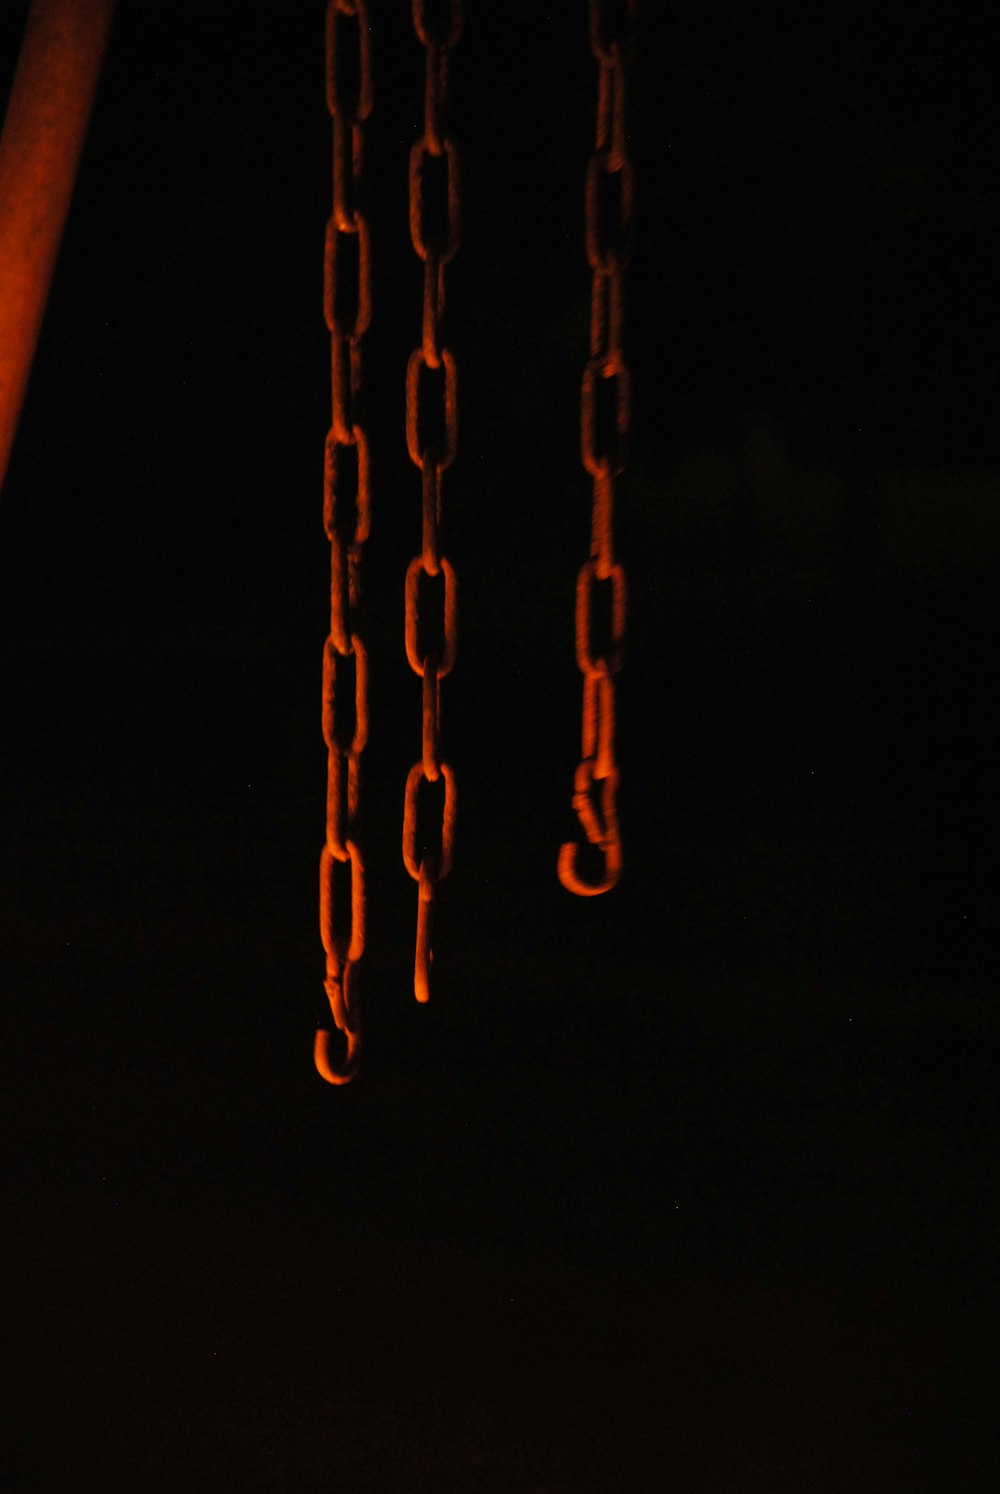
1,2,996,1489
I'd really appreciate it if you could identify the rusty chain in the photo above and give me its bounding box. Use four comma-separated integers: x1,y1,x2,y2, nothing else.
312,4,629,1071
558,0,634,897
403,0,462,1002
315,0,372,1084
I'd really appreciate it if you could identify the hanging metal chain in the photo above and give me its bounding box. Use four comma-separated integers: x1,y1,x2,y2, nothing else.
315,0,373,1083
558,0,635,897
403,0,462,1002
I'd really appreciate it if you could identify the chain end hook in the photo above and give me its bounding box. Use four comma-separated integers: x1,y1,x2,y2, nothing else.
557,834,622,896
314,1024,362,1084
558,758,622,895
314,965,362,1084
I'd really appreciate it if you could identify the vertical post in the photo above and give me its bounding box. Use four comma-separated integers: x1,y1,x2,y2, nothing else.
0,0,117,493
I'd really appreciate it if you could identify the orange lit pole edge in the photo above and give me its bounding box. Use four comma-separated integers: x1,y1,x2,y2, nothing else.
0,0,117,495
314,0,374,1085
557,0,634,896
402,1,462,1004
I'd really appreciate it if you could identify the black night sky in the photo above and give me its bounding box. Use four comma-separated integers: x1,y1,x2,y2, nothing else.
1,2,996,1488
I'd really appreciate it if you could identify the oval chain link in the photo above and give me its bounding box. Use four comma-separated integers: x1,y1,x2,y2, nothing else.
558,0,635,897
403,0,462,1002
315,0,373,1084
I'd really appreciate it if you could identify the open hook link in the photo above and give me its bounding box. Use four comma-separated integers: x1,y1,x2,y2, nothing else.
314,962,363,1085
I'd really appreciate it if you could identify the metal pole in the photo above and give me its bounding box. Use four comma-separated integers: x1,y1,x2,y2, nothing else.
0,0,117,494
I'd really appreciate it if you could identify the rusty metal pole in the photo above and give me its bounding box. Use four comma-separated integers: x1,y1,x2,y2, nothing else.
0,0,117,494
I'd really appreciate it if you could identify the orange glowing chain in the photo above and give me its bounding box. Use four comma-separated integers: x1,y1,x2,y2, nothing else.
315,0,373,1084
558,0,634,897
402,0,462,1003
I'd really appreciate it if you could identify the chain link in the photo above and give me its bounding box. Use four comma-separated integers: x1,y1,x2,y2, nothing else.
315,0,373,1084
403,0,462,1002
558,0,635,897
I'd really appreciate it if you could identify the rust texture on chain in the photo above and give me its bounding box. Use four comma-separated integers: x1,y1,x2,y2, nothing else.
558,0,635,897
315,0,373,1083
403,0,462,1002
